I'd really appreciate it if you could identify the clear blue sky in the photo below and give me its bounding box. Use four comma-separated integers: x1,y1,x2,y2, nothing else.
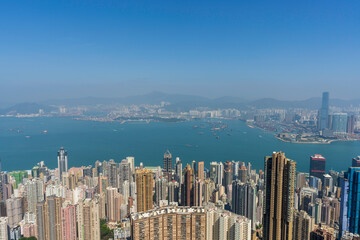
0,0,359,103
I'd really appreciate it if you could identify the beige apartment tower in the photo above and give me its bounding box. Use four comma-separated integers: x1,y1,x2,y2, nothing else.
135,169,153,212
263,152,296,240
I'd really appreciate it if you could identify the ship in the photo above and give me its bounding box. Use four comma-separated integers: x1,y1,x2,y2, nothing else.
42,130,48,134
247,125,255,129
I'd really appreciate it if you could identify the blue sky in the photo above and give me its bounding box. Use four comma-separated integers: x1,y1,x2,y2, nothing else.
0,0,359,103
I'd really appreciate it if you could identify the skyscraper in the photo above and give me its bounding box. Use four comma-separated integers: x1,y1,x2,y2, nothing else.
57,147,68,179
163,150,172,181
318,92,329,130
310,154,326,180
61,204,77,240
155,177,168,205
77,199,100,240
25,179,44,213
332,113,348,135
263,152,296,240
198,161,205,181
339,167,360,237
181,164,194,206
135,169,153,212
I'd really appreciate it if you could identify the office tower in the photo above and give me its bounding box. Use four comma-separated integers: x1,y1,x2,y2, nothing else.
5,198,23,228
135,169,153,212
309,176,322,191
119,159,130,194
57,147,68,179
61,203,77,240
339,167,360,237
224,161,233,188
293,210,314,240
0,217,8,240
36,201,48,240
318,92,329,130
181,164,195,206
310,154,326,181
0,173,9,201
163,150,172,181
126,156,135,175
332,113,348,135
131,206,206,240
239,165,247,183
263,152,296,240
77,199,100,240
106,187,123,222
198,161,205,181
232,180,257,230
25,179,44,213
155,177,168,205
191,160,197,176
352,156,360,167
168,180,179,203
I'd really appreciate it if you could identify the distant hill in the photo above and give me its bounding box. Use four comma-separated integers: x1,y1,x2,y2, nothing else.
0,103,56,115
5,92,360,113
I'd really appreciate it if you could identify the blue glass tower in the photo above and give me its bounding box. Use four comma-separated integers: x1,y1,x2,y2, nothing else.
318,92,329,130
340,167,360,237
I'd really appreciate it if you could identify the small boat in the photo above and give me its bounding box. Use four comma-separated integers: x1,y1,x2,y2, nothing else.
25,136,31,139
42,130,48,134
247,125,255,129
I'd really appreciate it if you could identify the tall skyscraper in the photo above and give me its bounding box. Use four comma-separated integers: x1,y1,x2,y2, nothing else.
163,150,172,181
232,180,257,230
339,167,360,237
198,161,205,181
155,177,168,205
6,198,23,228
263,152,296,240
26,179,44,213
135,169,153,212
318,92,329,130
310,154,326,180
293,210,314,240
181,164,194,206
47,196,62,240
168,180,179,203
57,147,68,179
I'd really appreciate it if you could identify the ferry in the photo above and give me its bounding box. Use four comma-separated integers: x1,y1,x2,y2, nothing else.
247,125,255,129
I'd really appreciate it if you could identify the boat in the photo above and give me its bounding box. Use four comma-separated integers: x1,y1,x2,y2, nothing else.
42,130,48,134
25,136,31,139
247,125,255,129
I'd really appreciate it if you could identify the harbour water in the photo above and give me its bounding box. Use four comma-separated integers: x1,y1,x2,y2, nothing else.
0,117,359,172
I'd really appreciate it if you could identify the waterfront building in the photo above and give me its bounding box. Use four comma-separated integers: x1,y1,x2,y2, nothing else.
57,147,68,179
263,152,296,240
135,169,153,212
163,150,172,181
310,155,326,181
332,113,348,135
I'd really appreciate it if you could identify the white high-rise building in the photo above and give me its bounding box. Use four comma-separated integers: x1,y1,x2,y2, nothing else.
57,147,68,179
0,217,8,240
25,179,44,213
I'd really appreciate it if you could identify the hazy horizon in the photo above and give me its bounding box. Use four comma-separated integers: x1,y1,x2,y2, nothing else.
1,0,359,103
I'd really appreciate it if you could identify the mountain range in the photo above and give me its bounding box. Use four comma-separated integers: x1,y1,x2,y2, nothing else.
1,92,360,114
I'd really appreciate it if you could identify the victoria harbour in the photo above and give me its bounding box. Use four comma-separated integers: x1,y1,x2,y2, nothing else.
0,117,358,172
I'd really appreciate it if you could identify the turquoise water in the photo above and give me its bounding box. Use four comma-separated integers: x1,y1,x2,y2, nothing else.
0,117,359,173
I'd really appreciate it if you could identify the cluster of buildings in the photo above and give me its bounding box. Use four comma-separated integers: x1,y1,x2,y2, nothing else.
0,148,360,239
